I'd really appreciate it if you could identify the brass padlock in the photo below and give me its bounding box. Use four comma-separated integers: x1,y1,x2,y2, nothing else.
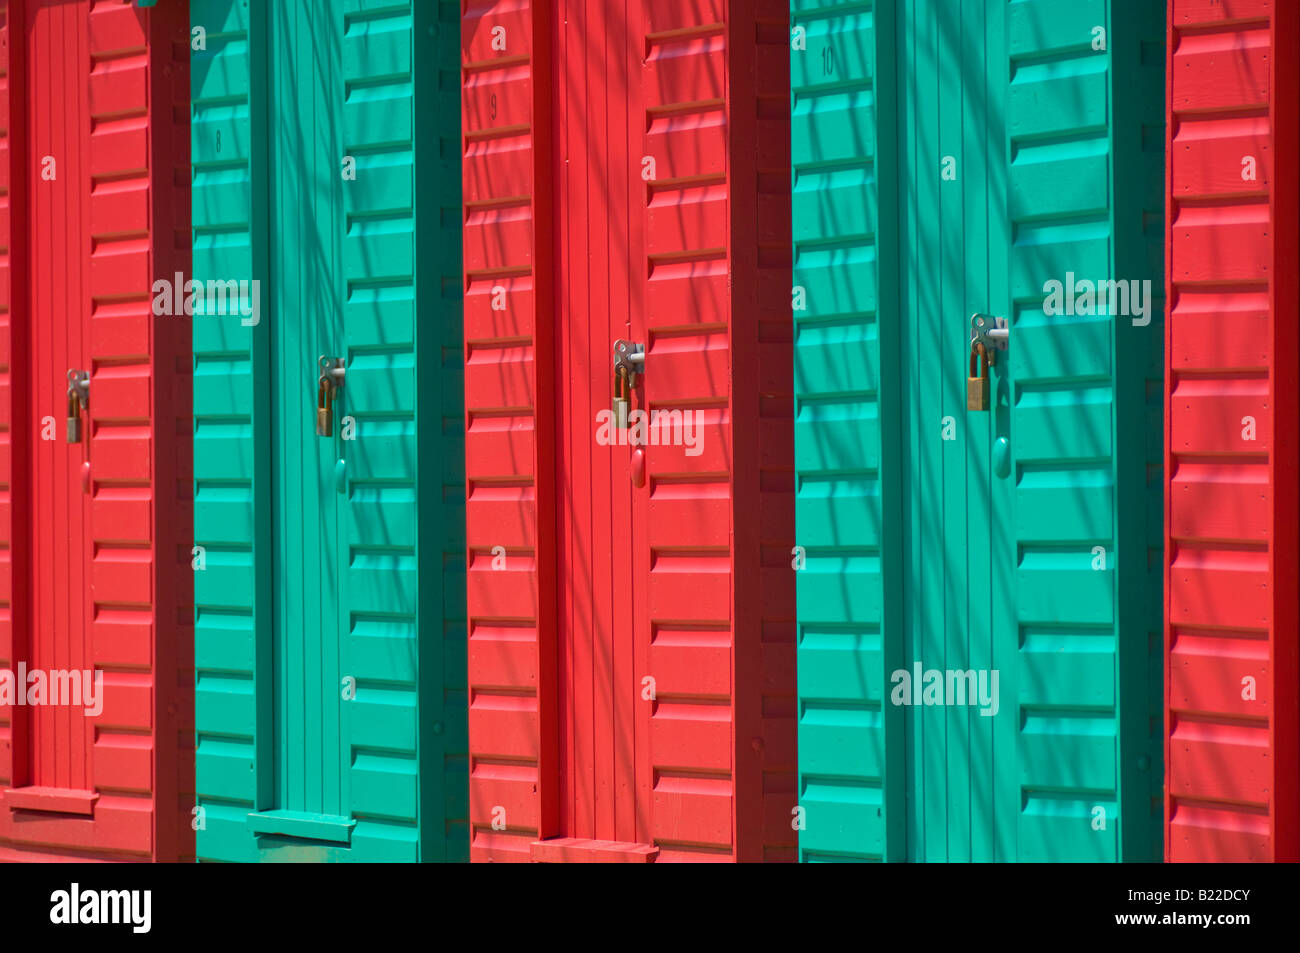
967,342,990,412
316,376,333,437
67,389,81,444
613,365,630,429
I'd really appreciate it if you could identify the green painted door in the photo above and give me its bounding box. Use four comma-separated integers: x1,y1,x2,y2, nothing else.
792,0,1164,862
190,0,467,862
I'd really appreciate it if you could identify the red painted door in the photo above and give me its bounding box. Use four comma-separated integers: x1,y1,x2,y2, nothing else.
0,0,192,862
1165,0,1300,862
24,0,93,816
462,0,795,863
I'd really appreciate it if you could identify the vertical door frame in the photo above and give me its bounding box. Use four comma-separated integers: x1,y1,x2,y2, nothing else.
534,0,560,841
875,0,908,865
144,0,196,863
1271,0,1300,864
412,0,468,864
246,0,276,819
4,0,32,792
1110,0,1163,863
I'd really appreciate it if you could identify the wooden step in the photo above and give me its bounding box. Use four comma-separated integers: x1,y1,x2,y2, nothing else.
530,837,659,863
3,786,98,816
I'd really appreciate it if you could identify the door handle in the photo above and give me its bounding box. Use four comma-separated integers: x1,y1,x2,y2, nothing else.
316,356,345,437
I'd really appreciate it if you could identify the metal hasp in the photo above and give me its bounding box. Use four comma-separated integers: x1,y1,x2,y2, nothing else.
613,339,645,378
969,312,1008,361
612,339,644,429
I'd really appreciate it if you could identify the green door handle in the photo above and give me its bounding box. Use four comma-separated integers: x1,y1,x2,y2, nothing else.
994,436,1011,479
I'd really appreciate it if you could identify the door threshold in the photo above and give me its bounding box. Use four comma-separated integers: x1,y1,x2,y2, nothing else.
2,786,98,816
246,810,356,845
530,837,659,863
